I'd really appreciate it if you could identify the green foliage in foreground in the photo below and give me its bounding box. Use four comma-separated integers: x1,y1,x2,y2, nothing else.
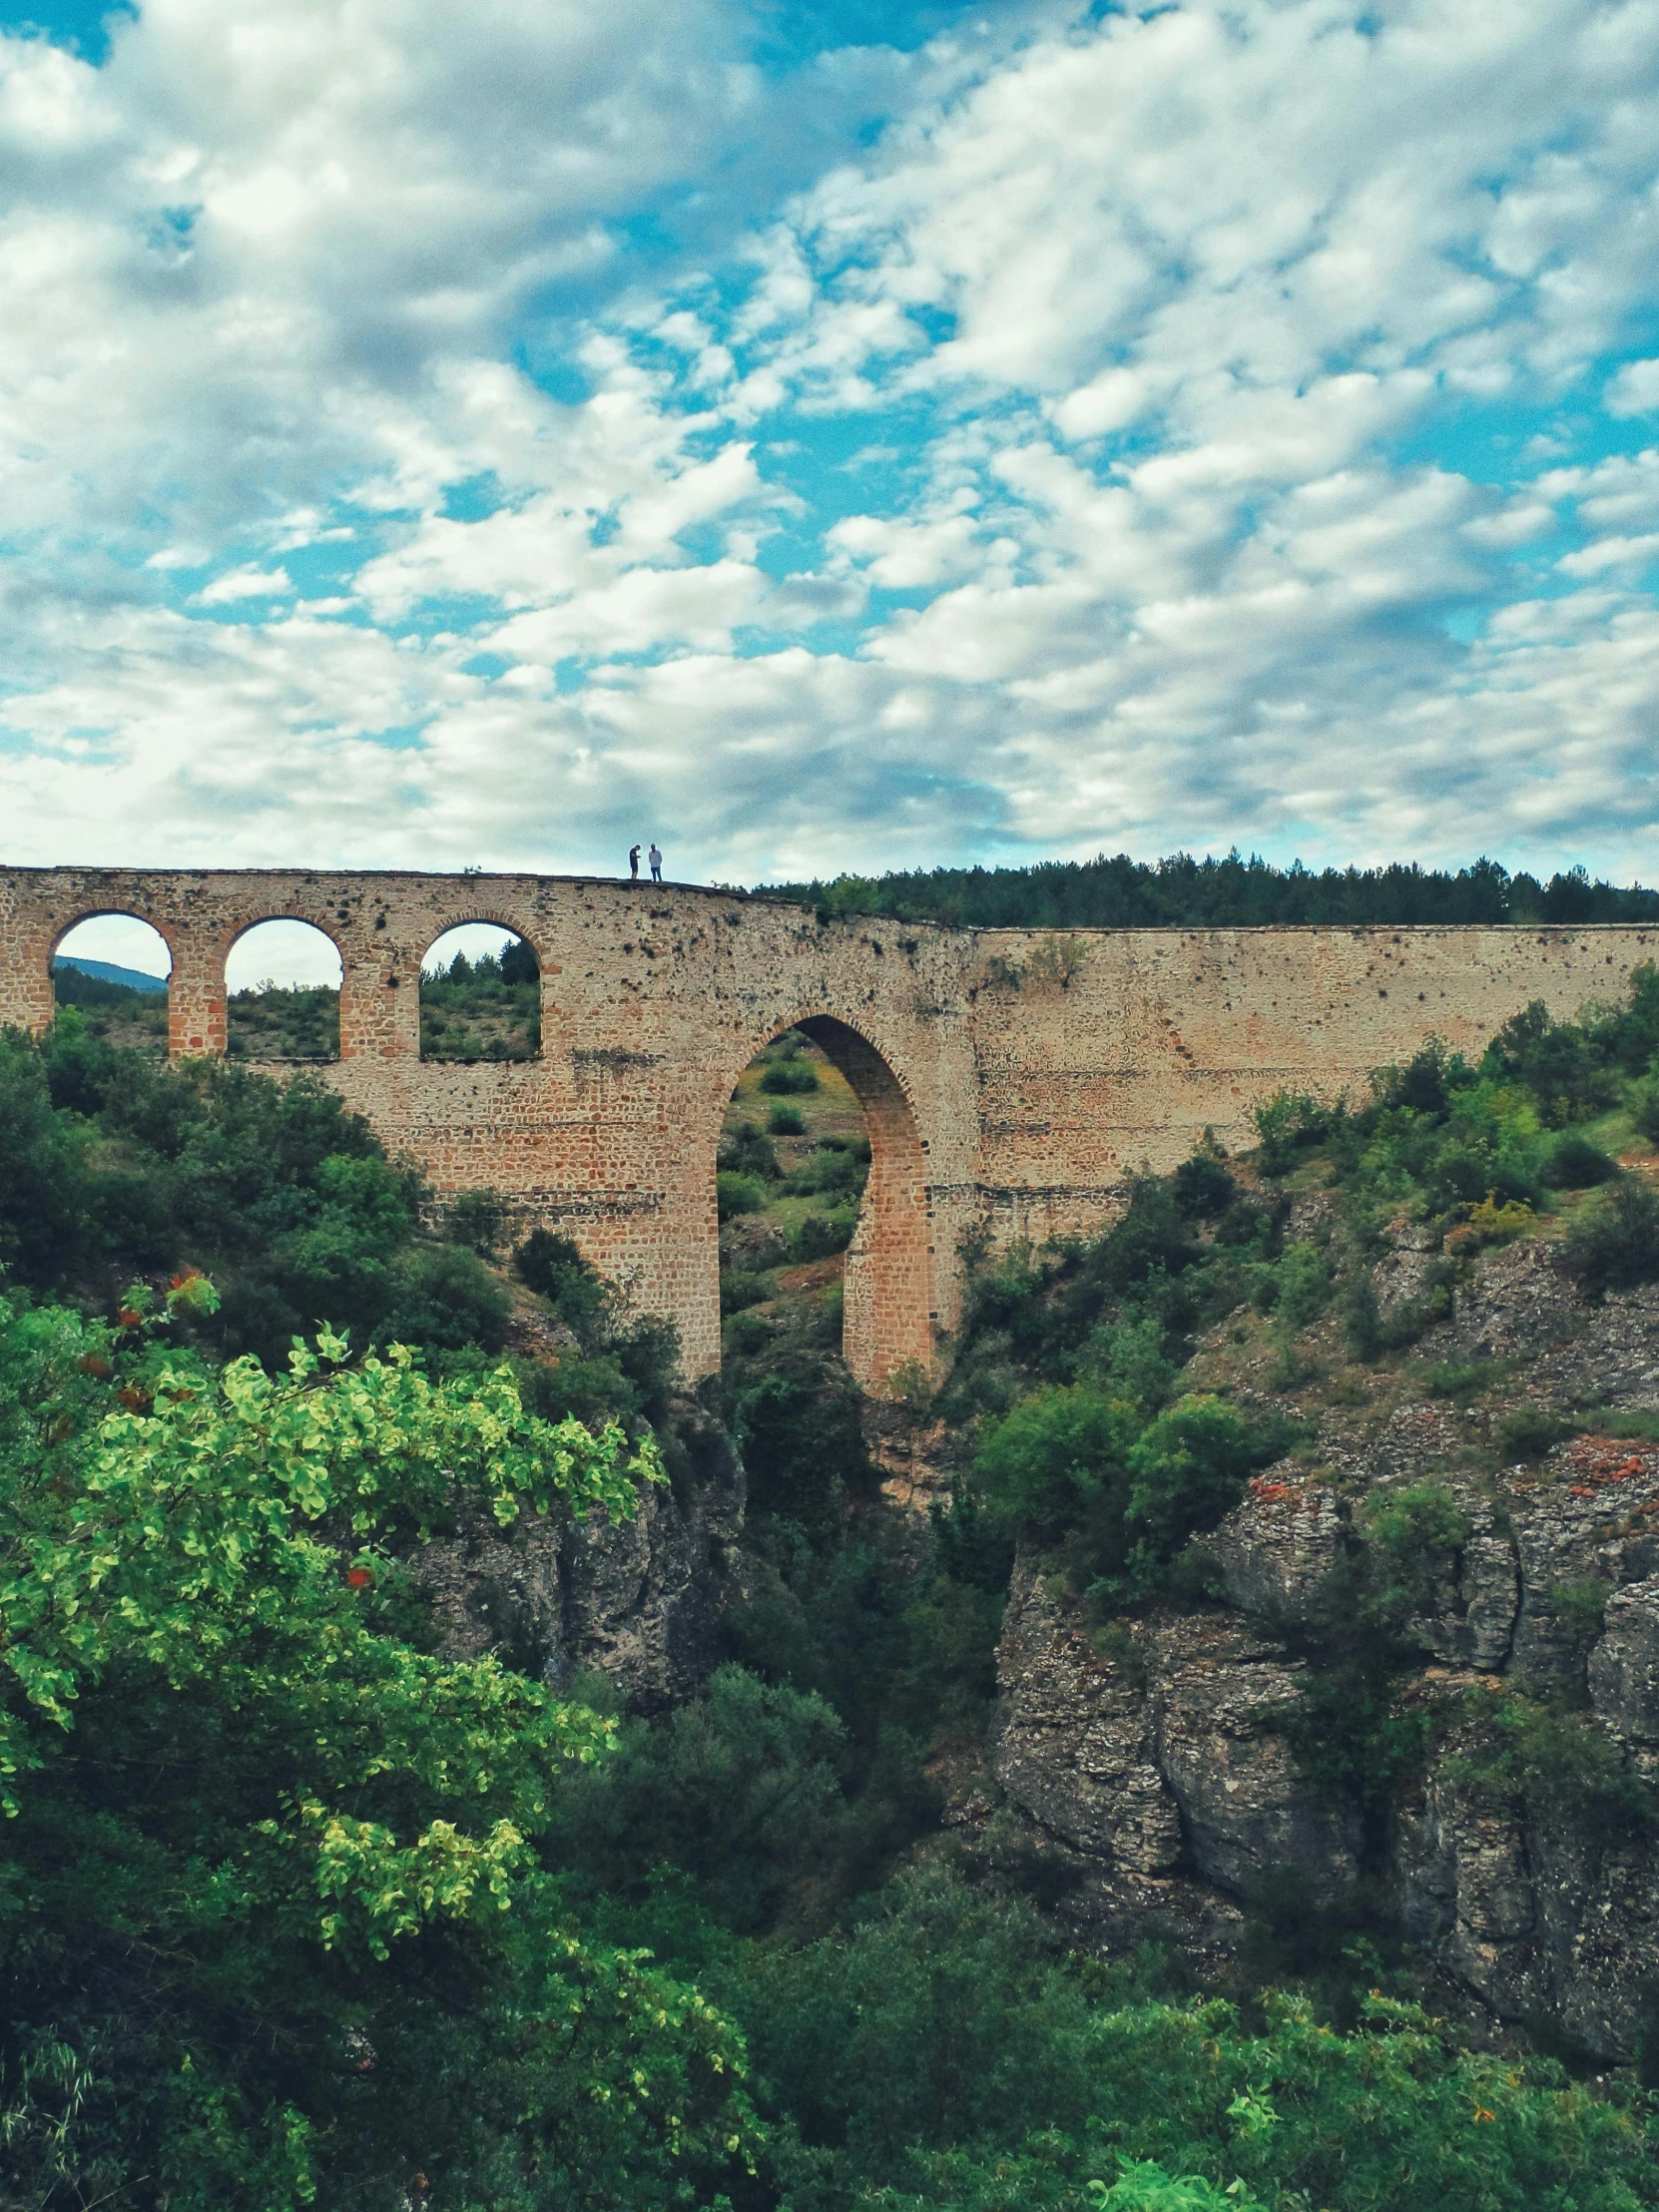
0,1288,758,2208
0,1017,510,1366
544,1816,1659,2212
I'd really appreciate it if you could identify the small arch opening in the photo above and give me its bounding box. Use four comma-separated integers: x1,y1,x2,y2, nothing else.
226,919,342,1060
420,924,541,1062
717,1018,930,1393
53,914,172,1056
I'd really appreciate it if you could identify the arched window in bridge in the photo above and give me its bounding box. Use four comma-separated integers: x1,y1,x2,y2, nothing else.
420,924,541,1061
53,914,172,1054
226,920,342,1060
717,1028,872,1365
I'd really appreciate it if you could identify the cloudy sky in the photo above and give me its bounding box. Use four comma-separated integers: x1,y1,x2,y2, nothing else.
5,0,1659,886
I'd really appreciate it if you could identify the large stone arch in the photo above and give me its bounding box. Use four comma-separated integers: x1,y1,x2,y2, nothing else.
797,1015,935,1388
711,1008,936,1391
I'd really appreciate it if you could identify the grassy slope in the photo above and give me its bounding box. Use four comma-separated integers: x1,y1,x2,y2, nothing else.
718,1034,871,1353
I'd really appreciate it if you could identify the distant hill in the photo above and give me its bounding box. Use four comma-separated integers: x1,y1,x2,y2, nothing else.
54,956,169,993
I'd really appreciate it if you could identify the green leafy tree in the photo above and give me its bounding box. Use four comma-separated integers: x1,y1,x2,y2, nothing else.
0,1293,754,2208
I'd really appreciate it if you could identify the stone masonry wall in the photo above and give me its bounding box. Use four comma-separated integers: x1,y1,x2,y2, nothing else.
3,865,1657,1389
972,923,1659,1243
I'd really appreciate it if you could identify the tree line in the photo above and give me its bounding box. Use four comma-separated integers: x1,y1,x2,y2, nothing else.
766,852,1659,931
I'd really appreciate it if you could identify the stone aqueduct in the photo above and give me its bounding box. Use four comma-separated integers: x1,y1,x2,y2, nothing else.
3,864,1657,1389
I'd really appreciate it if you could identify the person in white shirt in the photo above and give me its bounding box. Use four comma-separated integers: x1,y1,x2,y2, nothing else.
648,843,663,882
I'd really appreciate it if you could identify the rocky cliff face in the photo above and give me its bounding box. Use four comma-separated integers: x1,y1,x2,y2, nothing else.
988,1237,1659,2059
415,1395,745,1711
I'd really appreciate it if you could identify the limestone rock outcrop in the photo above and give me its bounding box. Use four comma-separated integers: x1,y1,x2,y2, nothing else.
988,1240,1659,2060
416,1395,744,1711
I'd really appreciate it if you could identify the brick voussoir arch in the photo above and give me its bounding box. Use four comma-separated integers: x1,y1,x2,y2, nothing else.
48,903,180,967
415,908,550,1064
45,900,185,1047
706,1004,937,1388
225,911,346,974
195,900,353,1058
416,909,548,963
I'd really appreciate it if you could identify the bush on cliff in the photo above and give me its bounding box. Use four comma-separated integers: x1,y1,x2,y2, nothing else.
1565,1175,1659,1297
511,1227,682,1421
969,1383,1288,1601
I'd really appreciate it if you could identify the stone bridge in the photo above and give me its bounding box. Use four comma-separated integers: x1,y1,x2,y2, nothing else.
3,865,1655,1389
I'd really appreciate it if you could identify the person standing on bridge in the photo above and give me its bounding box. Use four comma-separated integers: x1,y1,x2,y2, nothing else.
628,844,641,880
649,841,663,882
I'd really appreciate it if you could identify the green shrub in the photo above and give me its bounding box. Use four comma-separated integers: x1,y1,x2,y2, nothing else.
1546,1578,1612,1640
0,1029,93,1282
721,1266,773,1314
1483,998,1618,1126
1544,1130,1618,1188
761,1060,820,1095
729,1356,874,1518
718,1121,781,1178
1339,1264,1383,1360
1271,1241,1330,1329
1412,1358,1503,1400
1362,1480,1472,1615
2,1028,494,1366
1093,2168,1270,2212
513,1226,611,1339
1253,1091,1339,1174
724,1308,773,1355
790,1209,855,1262
975,1383,1139,1541
379,1239,512,1352
785,1144,867,1199
717,1170,769,1220
1633,1078,1659,1148
1588,959,1659,1071
732,1868,1657,2212
1170,1150,1236,1218
1446,1691,1653,1828
1497,1401,1574,1461
767,1103,807,1135
1369,1040,1474,1119
443,1184,508,1253
1124,1394,1284,1583
542,1665,850,1935
1564,1174,1659,1296
608,1313,681,1415
1083,1311,1179,1414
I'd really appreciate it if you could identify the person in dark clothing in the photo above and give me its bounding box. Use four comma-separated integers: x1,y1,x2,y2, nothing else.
649,842,663,882
628,844,641,879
